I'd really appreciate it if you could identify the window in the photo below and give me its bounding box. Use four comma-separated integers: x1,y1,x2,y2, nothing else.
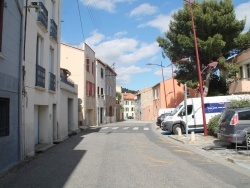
0,0,3,52
131,107,134,111
101,88,103,95
92,61,94,74
86,81,95,97
86,59,90,72
36,35,44,65
0,98,9,137
49,47,54,73
101,68,104,78
240,66,243,79
247,64,250,78
238,111,250,120
97,87,99,95
126,107,129,112
131,101,134,105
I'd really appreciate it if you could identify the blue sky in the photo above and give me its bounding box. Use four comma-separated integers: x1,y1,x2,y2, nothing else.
61,0,250,91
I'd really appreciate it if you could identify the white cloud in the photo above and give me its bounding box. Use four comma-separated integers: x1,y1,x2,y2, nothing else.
84,31,160,85
85,31,160,65
235,1,250,32
114,31,128,38
138,14,172,33
81,0,134,13
116,66,151,84
130,3,158,17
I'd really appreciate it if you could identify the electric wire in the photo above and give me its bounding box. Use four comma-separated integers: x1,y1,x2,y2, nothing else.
76,0,85,42
84,0,104,33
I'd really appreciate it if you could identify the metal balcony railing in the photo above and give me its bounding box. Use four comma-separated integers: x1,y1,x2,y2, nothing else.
50,19,57,42
60,74,74,88
36,64,45,88
49,72,56,91
37,2,48,31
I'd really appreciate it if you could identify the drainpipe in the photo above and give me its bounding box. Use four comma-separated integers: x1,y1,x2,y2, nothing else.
15,0,24,160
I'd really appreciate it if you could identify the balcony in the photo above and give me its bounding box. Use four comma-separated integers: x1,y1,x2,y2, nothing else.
60,74,74,88
49,72,56,91
37,2,48,32
228,78,250,94
36,64,45,88
50,19,57,43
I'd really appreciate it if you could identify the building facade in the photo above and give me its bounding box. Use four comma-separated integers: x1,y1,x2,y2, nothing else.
95,58,106,125
123,93,135,119
228,48,250,94
105,65,117,123
0,0,23,174
22,0,62,157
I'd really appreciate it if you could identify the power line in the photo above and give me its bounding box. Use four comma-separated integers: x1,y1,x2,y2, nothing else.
84,0,104,33
76,0,85,42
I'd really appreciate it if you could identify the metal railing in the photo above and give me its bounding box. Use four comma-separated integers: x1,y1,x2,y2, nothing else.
60,74,74,88
50,19,57,42
37,2,48,30
49,72,56,91
36,64,45,88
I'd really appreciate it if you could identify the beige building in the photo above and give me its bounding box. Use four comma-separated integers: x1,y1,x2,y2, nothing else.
105,65,117,123
228,48,250,94
60,43,96,127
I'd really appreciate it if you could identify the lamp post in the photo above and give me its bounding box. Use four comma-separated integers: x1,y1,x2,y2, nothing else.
166,57,190,107
146,62,167,108
184,0,208,136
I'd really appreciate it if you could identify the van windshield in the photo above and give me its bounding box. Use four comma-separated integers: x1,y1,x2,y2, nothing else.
171,104,183,116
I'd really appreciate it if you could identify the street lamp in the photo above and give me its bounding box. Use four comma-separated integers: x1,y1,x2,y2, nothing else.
201,61,218,74
184,0,208,136
146,62,167,108
166,57,190,107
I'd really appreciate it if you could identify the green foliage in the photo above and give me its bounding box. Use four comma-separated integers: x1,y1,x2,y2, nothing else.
116,92,122,100
226,97,250,109
208,114,221,136
157,0,249,94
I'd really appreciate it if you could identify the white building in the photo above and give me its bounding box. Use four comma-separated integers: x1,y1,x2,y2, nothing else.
23,0,62,157
123,93,135,119
96,58,106,125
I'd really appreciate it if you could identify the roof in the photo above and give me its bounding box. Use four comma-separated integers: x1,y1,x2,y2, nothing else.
123,93,135,100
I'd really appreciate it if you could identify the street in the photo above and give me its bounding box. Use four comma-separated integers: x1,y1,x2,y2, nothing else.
1,120,250,188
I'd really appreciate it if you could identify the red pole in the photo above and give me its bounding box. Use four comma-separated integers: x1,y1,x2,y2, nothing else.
187,0,207,135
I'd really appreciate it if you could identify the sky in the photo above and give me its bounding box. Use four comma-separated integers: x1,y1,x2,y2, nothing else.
61,0,250,91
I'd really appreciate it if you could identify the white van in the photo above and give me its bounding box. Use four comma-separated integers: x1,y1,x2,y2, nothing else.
158,108,175,116
161,95,250,134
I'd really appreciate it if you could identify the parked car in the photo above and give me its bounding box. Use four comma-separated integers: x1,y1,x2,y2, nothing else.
156,112,172,127
217,107,250,146
127,116,134,119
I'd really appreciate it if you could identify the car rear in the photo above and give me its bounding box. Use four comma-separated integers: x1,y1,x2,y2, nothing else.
218,108,250,144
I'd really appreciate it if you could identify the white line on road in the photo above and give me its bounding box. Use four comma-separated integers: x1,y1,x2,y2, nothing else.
101,127,109,129
112,127,119,129
144,127,149,130
133,127,139,130
123,127,129,130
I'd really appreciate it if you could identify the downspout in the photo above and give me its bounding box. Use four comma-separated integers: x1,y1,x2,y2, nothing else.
15,0,24,161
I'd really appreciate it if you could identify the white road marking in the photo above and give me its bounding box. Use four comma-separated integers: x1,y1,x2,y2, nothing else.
123,127,129,130
112,127,118,129
144,127,149,130
101,127,109,130
133,127,139,130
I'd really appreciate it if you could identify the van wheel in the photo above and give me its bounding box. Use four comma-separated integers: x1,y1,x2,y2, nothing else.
173,124,183,135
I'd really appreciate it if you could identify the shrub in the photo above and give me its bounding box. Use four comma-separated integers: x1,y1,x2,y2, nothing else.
227,97,250,109
208,114,221,136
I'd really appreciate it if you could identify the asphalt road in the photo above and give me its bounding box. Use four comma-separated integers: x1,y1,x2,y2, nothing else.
1,120,250,188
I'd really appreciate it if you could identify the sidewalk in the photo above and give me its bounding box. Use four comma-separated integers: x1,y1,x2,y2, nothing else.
167,132,250,170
